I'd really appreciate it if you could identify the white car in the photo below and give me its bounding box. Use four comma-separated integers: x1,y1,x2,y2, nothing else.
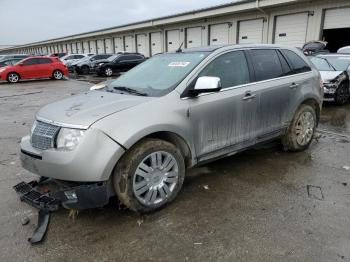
338,46,350,54
60,53,94,66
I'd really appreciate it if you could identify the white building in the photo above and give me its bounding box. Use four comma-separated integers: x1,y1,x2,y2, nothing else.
2,0,350,55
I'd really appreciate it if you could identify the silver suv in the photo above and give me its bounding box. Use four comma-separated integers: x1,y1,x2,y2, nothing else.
18,44,323,213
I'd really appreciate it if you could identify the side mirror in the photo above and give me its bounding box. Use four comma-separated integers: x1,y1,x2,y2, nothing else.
191,76,222,96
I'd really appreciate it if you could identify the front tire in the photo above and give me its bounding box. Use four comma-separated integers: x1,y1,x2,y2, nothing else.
334,82,350,105
52,70,63,80
104,67,113,77
282,104,317,152
7,72,20,83
81,65,90,74
113,139,185,213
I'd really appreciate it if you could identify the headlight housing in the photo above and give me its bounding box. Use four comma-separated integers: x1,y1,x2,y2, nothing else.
56,128,85,151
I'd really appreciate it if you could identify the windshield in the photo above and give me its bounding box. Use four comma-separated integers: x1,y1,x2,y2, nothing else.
107,52,209,97
315,56,350,71
311,57,334,71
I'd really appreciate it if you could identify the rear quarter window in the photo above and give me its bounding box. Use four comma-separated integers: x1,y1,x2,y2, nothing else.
282,49,311,73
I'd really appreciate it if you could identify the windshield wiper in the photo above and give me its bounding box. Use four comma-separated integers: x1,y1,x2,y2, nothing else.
112,86,148,96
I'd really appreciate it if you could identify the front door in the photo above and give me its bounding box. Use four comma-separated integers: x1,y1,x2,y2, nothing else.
188,51,259,160
20,58,40,79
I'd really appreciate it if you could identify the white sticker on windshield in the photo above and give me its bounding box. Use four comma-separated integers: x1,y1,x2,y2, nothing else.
168,62,191,67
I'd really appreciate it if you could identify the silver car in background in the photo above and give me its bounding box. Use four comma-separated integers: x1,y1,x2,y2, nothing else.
17,44,322,214
310,54,350,104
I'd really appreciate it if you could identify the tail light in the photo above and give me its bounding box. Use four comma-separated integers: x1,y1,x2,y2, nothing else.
320,80,324,90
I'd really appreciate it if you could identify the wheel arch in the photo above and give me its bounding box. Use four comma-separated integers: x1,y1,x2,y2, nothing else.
300,98,321,125
7,71,21,79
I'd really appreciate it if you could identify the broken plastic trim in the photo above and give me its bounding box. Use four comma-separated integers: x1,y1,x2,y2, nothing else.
28,210,50,244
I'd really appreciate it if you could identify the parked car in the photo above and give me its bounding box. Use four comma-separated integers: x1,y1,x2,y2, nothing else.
72,54,114,74
0,58,23,68
302,41,329,56
338,46,350,54
310,54,350,104
16,44,322,215
94,53,146,76
60,53,94,66
50,52,67,58
0,54,29,62
0,56,68,83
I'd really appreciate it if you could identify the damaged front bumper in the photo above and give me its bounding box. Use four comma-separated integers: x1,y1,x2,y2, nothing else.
13,178,115,244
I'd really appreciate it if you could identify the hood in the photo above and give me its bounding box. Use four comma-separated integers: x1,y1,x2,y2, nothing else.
36,91,154,128
319,71,344,82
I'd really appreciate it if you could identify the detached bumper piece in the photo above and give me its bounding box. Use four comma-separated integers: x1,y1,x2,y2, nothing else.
14,181,60,211
13,179,113,244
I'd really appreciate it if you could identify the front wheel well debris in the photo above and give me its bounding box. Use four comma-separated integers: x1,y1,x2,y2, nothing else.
301,98,321,125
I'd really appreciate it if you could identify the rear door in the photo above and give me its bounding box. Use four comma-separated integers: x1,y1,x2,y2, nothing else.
188,50,260,160
247,48,297,137
37,58,53,77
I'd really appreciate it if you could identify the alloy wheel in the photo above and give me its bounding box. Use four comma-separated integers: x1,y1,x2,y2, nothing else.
54,70,63,80
8,73,19,83
295,111,315,146
133,151,179,207
105,68,113,76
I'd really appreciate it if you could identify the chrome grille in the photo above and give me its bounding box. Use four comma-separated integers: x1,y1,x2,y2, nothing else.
31,121,60,150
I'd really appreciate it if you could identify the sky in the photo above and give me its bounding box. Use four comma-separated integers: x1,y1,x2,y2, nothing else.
0,0,236,46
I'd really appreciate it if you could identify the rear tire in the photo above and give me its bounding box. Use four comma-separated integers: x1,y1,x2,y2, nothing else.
113,138,185,213
52,70,63,80
282,104,317,152
334,82,350,105
7,72,20,83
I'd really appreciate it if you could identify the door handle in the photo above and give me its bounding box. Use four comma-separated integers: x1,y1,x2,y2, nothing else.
243,91,257,101
289,83,299,89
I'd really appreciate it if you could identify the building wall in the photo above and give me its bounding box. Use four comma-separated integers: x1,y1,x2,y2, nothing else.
2,0,350,55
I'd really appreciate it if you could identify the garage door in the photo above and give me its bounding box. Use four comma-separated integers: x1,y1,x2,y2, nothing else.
83,41,89,53
150,32,162,56
238,19,264,44
274,13,309,48
167,29,181,52
114,37,123,53
186,27,203,48
136,34,148,56
67,44,72,54
209,23,230,45
324,8,350,29
105,38,113,53
124,36,134,52
77,42,82,53
89,41,96,53
97,39,104,54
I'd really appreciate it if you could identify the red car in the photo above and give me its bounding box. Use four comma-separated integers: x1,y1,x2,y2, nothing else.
0,56,68,83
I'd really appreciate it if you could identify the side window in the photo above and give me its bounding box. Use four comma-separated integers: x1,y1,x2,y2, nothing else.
250,49,284,81
74,55,84,59
282,49,311,74
23,58,39,65
199,51,250,88
39,58,52,64
277,51,294,76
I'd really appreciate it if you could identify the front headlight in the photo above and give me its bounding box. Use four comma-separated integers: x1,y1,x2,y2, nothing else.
56,128,85,151
98,63,104,66
0,68,6,73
